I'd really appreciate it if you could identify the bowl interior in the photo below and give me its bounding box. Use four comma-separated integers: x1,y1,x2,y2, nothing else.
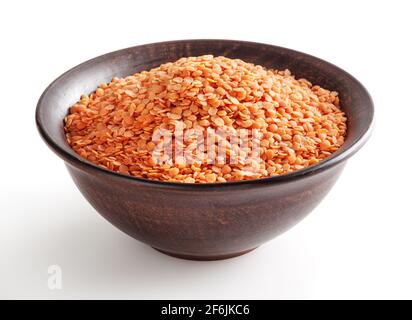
36,40,374,184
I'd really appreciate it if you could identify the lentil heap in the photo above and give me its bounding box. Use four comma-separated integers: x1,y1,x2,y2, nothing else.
64,55,347,183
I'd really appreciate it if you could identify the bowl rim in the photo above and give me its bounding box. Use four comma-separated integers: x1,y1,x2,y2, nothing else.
36,39,374,189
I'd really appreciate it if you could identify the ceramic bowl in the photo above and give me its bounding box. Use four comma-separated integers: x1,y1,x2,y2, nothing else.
36,40,374,260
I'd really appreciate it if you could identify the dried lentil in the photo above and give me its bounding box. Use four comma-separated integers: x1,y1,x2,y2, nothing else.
64,55,347,183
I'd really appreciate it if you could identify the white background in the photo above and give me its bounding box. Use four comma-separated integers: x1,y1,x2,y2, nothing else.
1,0,411,299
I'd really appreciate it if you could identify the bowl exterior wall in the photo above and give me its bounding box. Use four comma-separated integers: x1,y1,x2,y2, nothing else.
66,161,345,259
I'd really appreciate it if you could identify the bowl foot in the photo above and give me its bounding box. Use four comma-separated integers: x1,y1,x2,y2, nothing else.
152,247,258,261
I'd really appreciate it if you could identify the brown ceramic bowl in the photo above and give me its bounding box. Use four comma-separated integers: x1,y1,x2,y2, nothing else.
36,40,374,260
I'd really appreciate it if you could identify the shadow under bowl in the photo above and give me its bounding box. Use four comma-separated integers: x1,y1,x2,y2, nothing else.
36,40,374,260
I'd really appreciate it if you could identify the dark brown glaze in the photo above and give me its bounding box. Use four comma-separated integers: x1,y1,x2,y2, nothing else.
36,40,374,260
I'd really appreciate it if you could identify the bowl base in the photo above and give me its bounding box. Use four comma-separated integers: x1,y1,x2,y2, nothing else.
152,247,258,261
